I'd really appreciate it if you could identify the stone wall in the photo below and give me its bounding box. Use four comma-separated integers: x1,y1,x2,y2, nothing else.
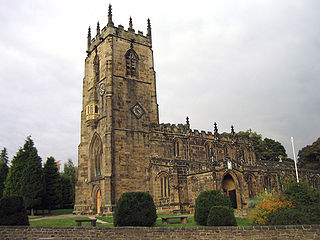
1,225,319,240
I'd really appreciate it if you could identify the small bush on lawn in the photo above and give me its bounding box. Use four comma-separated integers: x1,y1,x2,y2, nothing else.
113,192,157,226
207,206,237,226
0,196,29,226
194,190,232,226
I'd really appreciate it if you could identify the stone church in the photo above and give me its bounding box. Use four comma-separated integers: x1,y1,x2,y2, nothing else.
74,5,320,215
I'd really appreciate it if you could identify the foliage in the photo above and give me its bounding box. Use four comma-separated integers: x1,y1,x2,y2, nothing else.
113,192,157,226
298,137,320,171
250,192,293,225
0,196,29,226
19,136,44,215
194,190,232,226
237,130,287,161
59,174,73,208
3,148,25,197
0,148,9,198
43,157,60,213
266,207,311,225
207,206,237,226
61,159,77,206
247,197,259,208
283,181,320,224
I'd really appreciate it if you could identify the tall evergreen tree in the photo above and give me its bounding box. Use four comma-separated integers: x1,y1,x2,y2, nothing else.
19,136,44,216
43,157,60,214
62,159,77,205
0,148,9,198
3,147,25,197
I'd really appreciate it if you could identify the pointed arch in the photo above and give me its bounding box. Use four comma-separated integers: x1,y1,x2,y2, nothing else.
89,133,103,177
93,53,100,81
125,48,139,77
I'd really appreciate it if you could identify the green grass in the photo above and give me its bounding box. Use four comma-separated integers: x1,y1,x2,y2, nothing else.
236,218,251,226
29,214,251,227
30,217,93,227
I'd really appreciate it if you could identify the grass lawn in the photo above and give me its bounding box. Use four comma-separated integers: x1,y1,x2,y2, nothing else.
29,211,252,227
30,217,97,227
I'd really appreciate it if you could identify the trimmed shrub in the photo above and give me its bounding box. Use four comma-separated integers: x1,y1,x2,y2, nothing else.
207,206,237,226
266,207,311,225
113,192,157,226
194,190,232,226
0,196,29,226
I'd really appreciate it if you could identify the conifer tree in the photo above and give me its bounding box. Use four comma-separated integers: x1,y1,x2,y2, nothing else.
43,156,60,213
0,148,9,198
19,136,44,216
3,147,25,197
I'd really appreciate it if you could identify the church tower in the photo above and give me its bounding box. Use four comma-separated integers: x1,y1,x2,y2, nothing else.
74,5,158,214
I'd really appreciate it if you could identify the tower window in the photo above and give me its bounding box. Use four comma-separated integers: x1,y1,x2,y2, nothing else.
95,105,98,113
125,48,139,77
174,140,180,157
93,54,100,81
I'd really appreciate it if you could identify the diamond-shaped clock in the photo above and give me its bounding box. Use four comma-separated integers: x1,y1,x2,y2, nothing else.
131,102,145,119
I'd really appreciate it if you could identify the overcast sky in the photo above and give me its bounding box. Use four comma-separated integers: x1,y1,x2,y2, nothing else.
1,0,319,166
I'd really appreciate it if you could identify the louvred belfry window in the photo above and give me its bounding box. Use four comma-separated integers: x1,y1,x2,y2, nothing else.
125,48,139,77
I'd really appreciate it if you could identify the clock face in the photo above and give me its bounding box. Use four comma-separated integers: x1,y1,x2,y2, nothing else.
131,103,145,119
99,83,105,96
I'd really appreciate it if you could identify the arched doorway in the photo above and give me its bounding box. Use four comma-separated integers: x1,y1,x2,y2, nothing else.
96,189,101,214
222,173,237,208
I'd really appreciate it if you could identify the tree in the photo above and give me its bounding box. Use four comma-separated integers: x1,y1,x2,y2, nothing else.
19,136,44,216
59,174,72,208
237,130,287,161
3,147,25,197
0,148,9,198
298,137,320,171
61,159,77,206
43,157,60,214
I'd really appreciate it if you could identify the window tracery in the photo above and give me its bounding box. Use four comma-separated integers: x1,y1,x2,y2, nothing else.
125,48,139,77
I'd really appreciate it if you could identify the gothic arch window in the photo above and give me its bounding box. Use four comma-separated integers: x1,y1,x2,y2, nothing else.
93,53,100,81
264,175,272,192
205,142,214,161
224,146,230,159
245,174,255,199
159,172,170,198
173,139,181,157
90,133,103,177
125,48,139,77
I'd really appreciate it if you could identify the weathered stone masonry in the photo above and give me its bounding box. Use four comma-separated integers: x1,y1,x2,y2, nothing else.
74,5,320,215
1,226,320,240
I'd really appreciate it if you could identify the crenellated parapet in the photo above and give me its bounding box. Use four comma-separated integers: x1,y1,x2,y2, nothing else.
86,4,152,56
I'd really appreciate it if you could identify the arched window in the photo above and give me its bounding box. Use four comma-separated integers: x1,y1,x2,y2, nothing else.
90,134,103,177
125,48,139,77
224,146,230,159
93,54,100,81
245,174,255,199
173,140,181,157
205,142,214,161
264,175,272,192
95,105,98,114
159,173,170,198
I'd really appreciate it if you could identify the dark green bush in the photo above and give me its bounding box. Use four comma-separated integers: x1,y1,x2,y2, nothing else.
207,206,237,226
194,190,232,226
283,182,320,224
0,196,29,226
113,192,157,226
266,207,311,225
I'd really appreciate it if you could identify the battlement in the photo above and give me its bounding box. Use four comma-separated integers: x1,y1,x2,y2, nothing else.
86,5,152,55
151,123,250,144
